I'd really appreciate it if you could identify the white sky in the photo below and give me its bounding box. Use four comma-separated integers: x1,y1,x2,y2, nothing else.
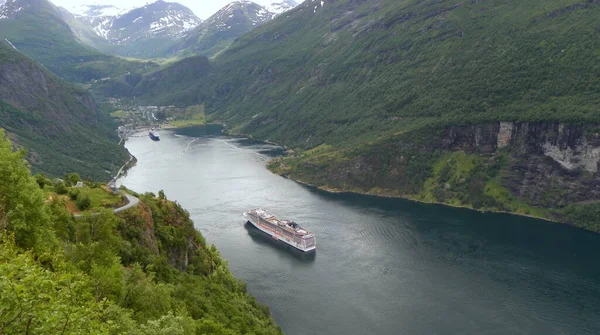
51,0,278,19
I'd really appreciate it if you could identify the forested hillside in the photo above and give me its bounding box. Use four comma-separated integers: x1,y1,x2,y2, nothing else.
129,0,600,230
0,43,129,180
0,130,282,334
136,0,600,143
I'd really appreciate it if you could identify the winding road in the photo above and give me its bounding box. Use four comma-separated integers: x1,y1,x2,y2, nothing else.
73,192,139,218
114,192,139,213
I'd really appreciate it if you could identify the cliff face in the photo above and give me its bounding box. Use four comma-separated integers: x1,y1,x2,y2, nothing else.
271,121,600,230
440,122,600,206
0,57,97,126
116,193,213,273
443,122,600,172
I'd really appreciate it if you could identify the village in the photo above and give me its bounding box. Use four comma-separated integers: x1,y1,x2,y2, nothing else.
110,103,207,142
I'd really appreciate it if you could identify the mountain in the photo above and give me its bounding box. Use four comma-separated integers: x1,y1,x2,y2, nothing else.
131,0,600,231
265,0,298,16
67,4,130,51
169,1,276,58
57,6,117,53
0,0,157,82
0,42,129,179
72,0,202,58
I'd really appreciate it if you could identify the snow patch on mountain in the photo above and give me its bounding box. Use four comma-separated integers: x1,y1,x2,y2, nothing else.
73,0,202,45
265,0,298,17
203,0,273,32
0,0,29,20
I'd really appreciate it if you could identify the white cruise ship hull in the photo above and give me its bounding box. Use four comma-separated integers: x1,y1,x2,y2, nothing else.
244,212,316,252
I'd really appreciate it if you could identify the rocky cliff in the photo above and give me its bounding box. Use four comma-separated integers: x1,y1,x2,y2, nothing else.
270,122,600,232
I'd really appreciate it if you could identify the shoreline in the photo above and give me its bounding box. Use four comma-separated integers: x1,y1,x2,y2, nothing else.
117,126,590,234
278,173,561,224
262,152,600,235
219,130,571,228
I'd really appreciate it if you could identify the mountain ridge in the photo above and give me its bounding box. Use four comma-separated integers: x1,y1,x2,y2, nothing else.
169,0,279,58
71,0,202,57
0,0,158,82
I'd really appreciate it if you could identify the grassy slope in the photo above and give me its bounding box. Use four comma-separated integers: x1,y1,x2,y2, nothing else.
0,43,129,180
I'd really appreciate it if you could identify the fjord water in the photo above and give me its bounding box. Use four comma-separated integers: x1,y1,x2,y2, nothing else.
120,130,600,335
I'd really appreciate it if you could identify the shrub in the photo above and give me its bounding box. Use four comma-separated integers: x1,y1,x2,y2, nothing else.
64,173,82,187
55,182,68,195
76,194,91,211
69,189,80,201
34,173,51,189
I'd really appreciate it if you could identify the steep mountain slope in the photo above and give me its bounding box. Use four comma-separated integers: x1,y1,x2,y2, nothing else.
0,140,282,333
73,0,202,58
57,6,117,54
0,42,128,179
69,3,129,40
265,0,298,16
132,0,600,230
169,0,275,58
0,0,156,81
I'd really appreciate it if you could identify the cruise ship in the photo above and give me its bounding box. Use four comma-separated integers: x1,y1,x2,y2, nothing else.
244,209,316,252
149,131,160,141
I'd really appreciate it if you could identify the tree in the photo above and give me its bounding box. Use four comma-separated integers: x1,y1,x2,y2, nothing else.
34,173,51,189
0,234,109,334
0,130,52,250
69,189,80,201
76,194,91,211
64,173,82,187
55,181,68,195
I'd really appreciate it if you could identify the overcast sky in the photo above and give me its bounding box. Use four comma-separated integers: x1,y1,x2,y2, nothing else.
51,0,277,19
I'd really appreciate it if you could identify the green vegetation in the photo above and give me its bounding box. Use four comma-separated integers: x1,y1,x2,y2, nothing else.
0,123,281,333
110,110,128,118
560,203,600,233
415,151,547,217
68,186,123,212
0,44,129,180
0,1,158,82
133,56,211,105
167,105,207,128
132,0,600,146
124,0,600,231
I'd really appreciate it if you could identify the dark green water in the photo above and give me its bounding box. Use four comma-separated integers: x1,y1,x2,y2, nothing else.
120,131,600,335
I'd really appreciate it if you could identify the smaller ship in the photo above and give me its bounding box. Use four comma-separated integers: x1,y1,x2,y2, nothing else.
149,131,160,141
244,209,316,252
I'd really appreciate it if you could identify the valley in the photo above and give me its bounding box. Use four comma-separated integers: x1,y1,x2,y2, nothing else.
1,0,599,231
1,0,600,333
122,0,600,232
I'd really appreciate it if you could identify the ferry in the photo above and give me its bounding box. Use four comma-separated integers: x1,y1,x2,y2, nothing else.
149,131,160,141
244,208,316,252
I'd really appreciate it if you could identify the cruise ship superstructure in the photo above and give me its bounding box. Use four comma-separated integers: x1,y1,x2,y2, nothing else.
244,208,316,252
